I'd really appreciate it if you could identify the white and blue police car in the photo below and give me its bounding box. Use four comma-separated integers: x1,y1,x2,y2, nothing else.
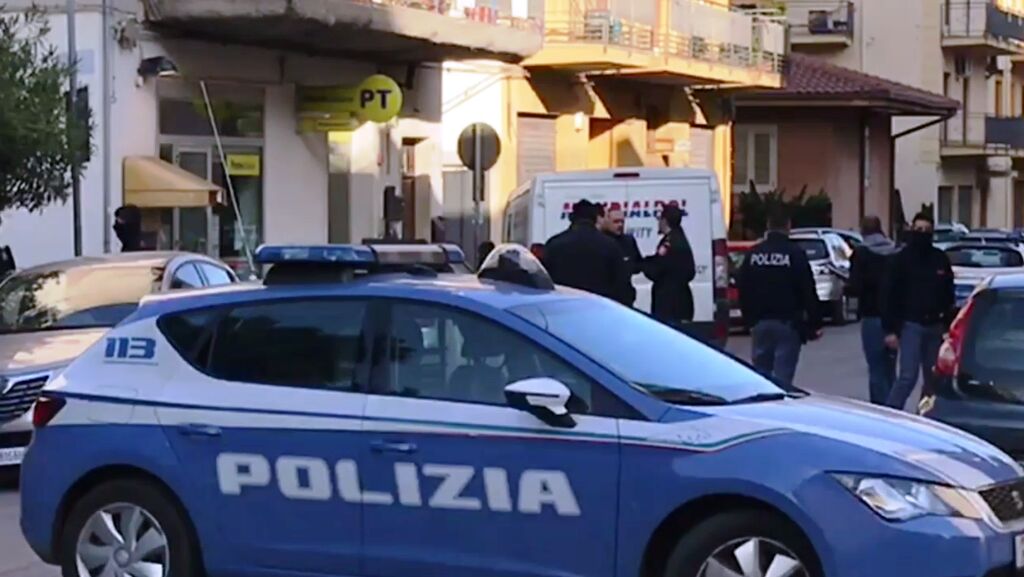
18,243,1024,577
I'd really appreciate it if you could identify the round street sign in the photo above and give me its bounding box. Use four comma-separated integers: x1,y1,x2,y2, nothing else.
358,74,403,123
458,123,501,171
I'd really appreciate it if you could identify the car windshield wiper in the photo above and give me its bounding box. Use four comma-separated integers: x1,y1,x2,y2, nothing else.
729,391,806,405
635,385,730,406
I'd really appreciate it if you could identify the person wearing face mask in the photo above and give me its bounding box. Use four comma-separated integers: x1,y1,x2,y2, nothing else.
113,205,143,252
881,211,954,410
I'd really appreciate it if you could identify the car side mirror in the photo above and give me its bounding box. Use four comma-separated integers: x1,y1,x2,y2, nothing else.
504,378,577,429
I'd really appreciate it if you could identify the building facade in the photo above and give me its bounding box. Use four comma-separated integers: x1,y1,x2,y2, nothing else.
441,0,787,252
748,0,1024,229
0,0,542,270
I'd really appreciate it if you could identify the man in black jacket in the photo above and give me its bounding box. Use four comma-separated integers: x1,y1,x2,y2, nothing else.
643,205,696,324
881,211,954,410
543,200,627,300
737,211,821,386
113,205,143,252
599,206,642,307
847,216,899,404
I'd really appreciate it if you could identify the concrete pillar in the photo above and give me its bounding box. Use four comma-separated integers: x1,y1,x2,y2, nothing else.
987,156,1014,228
556,113,590,171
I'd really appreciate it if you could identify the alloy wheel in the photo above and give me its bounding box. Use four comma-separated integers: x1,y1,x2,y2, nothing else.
698,536,808,577
74,503,169,577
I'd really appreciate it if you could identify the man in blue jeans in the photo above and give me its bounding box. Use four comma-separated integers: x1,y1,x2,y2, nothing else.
847,216,898,404
738,212,822,385
881,212,955,410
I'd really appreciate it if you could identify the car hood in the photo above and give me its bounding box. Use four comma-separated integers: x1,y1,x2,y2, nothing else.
0,328,108,374
656,395,1021,490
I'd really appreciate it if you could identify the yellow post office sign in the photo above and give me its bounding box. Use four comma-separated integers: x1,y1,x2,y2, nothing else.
297,75,403,131
225,154,261,177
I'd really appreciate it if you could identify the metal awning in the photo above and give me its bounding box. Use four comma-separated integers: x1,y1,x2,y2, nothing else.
122,156,222,208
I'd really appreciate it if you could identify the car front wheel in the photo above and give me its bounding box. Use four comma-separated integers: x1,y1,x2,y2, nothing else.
59,479,200,577
664,510,820,577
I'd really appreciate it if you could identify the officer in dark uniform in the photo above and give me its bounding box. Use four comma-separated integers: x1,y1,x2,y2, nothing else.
542,200,627,300
737,211,822,386
642,205,696,324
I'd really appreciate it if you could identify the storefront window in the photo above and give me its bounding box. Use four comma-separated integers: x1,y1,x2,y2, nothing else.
158,82,264,138
213,155,262,265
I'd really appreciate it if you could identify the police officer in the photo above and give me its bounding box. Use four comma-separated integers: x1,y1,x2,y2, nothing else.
737,211,821,386
642,205,697,324
598,205,643,307
542,200,627,300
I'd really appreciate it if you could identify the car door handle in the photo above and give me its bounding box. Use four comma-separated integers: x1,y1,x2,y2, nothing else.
370,440,418,454
177,423,222,438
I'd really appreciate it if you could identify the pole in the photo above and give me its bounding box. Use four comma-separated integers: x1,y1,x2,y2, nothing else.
101,0,111,252
67,0,82,256
472,124,483,261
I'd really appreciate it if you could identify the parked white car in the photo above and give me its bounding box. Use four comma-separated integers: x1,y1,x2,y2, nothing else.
945,242,1024,309
790,232,856,325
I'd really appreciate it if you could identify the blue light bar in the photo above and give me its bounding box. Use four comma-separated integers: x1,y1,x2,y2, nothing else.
254,245,376,266
254,243,467,267
440,244,466,264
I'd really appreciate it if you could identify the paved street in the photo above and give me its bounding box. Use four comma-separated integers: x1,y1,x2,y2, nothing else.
0,323,902,577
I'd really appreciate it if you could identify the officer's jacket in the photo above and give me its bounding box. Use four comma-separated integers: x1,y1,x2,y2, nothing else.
737,231,821,331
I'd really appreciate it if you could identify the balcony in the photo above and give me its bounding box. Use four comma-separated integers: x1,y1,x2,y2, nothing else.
942,0,1024,54
524,0,786,87
782,1,854,49
941,113,1024,155
140,0,543,63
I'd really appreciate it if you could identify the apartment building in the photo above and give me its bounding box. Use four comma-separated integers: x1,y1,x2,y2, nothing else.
441,0,787,252
751,0,1024,229
0,0,542,270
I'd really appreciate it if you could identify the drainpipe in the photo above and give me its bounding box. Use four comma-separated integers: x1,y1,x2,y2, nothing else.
101,0,112,252
890,114,953,234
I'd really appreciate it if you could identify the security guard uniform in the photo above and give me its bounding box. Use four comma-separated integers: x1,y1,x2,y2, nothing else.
737,231,821,386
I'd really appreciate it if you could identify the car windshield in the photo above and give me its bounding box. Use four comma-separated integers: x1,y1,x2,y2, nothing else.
510,299,787,402
0,265,159,333
947,247,1024,268
793,239,828,261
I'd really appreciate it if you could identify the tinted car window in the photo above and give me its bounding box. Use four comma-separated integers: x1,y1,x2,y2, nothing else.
171,264,204,289
963,292,1024,391
511,298,785,402
199,263,235,286
793,239,828,261
947,247,1023,268
0,265,158,333
207,300,368,390
381,302,592,409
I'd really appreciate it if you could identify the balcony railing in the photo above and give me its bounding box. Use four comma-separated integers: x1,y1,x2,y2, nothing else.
941,113,1024,151
942,0,1024,45
351,0,541,30
782,0,855,44
540,7,786,74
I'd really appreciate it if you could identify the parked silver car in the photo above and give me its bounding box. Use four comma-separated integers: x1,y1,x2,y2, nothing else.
0,252,237,469
790,232,855,325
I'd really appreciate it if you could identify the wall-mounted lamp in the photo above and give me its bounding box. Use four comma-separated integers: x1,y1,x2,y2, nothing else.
138,56,179,80
574,111,586,132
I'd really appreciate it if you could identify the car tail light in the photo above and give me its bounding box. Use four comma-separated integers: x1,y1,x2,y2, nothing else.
713,240,728,292
935,298,976,377
32,396,66,428
727,287,739,302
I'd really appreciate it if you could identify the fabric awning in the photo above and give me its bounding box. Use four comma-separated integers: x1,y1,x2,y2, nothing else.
122,156,222,208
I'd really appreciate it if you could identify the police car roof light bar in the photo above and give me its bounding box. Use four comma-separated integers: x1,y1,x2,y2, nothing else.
255,244,467,286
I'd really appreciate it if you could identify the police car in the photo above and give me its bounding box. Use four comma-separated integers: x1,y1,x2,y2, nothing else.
18,243,1024,577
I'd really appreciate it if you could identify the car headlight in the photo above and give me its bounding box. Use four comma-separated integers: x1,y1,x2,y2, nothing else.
833,474,984,521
